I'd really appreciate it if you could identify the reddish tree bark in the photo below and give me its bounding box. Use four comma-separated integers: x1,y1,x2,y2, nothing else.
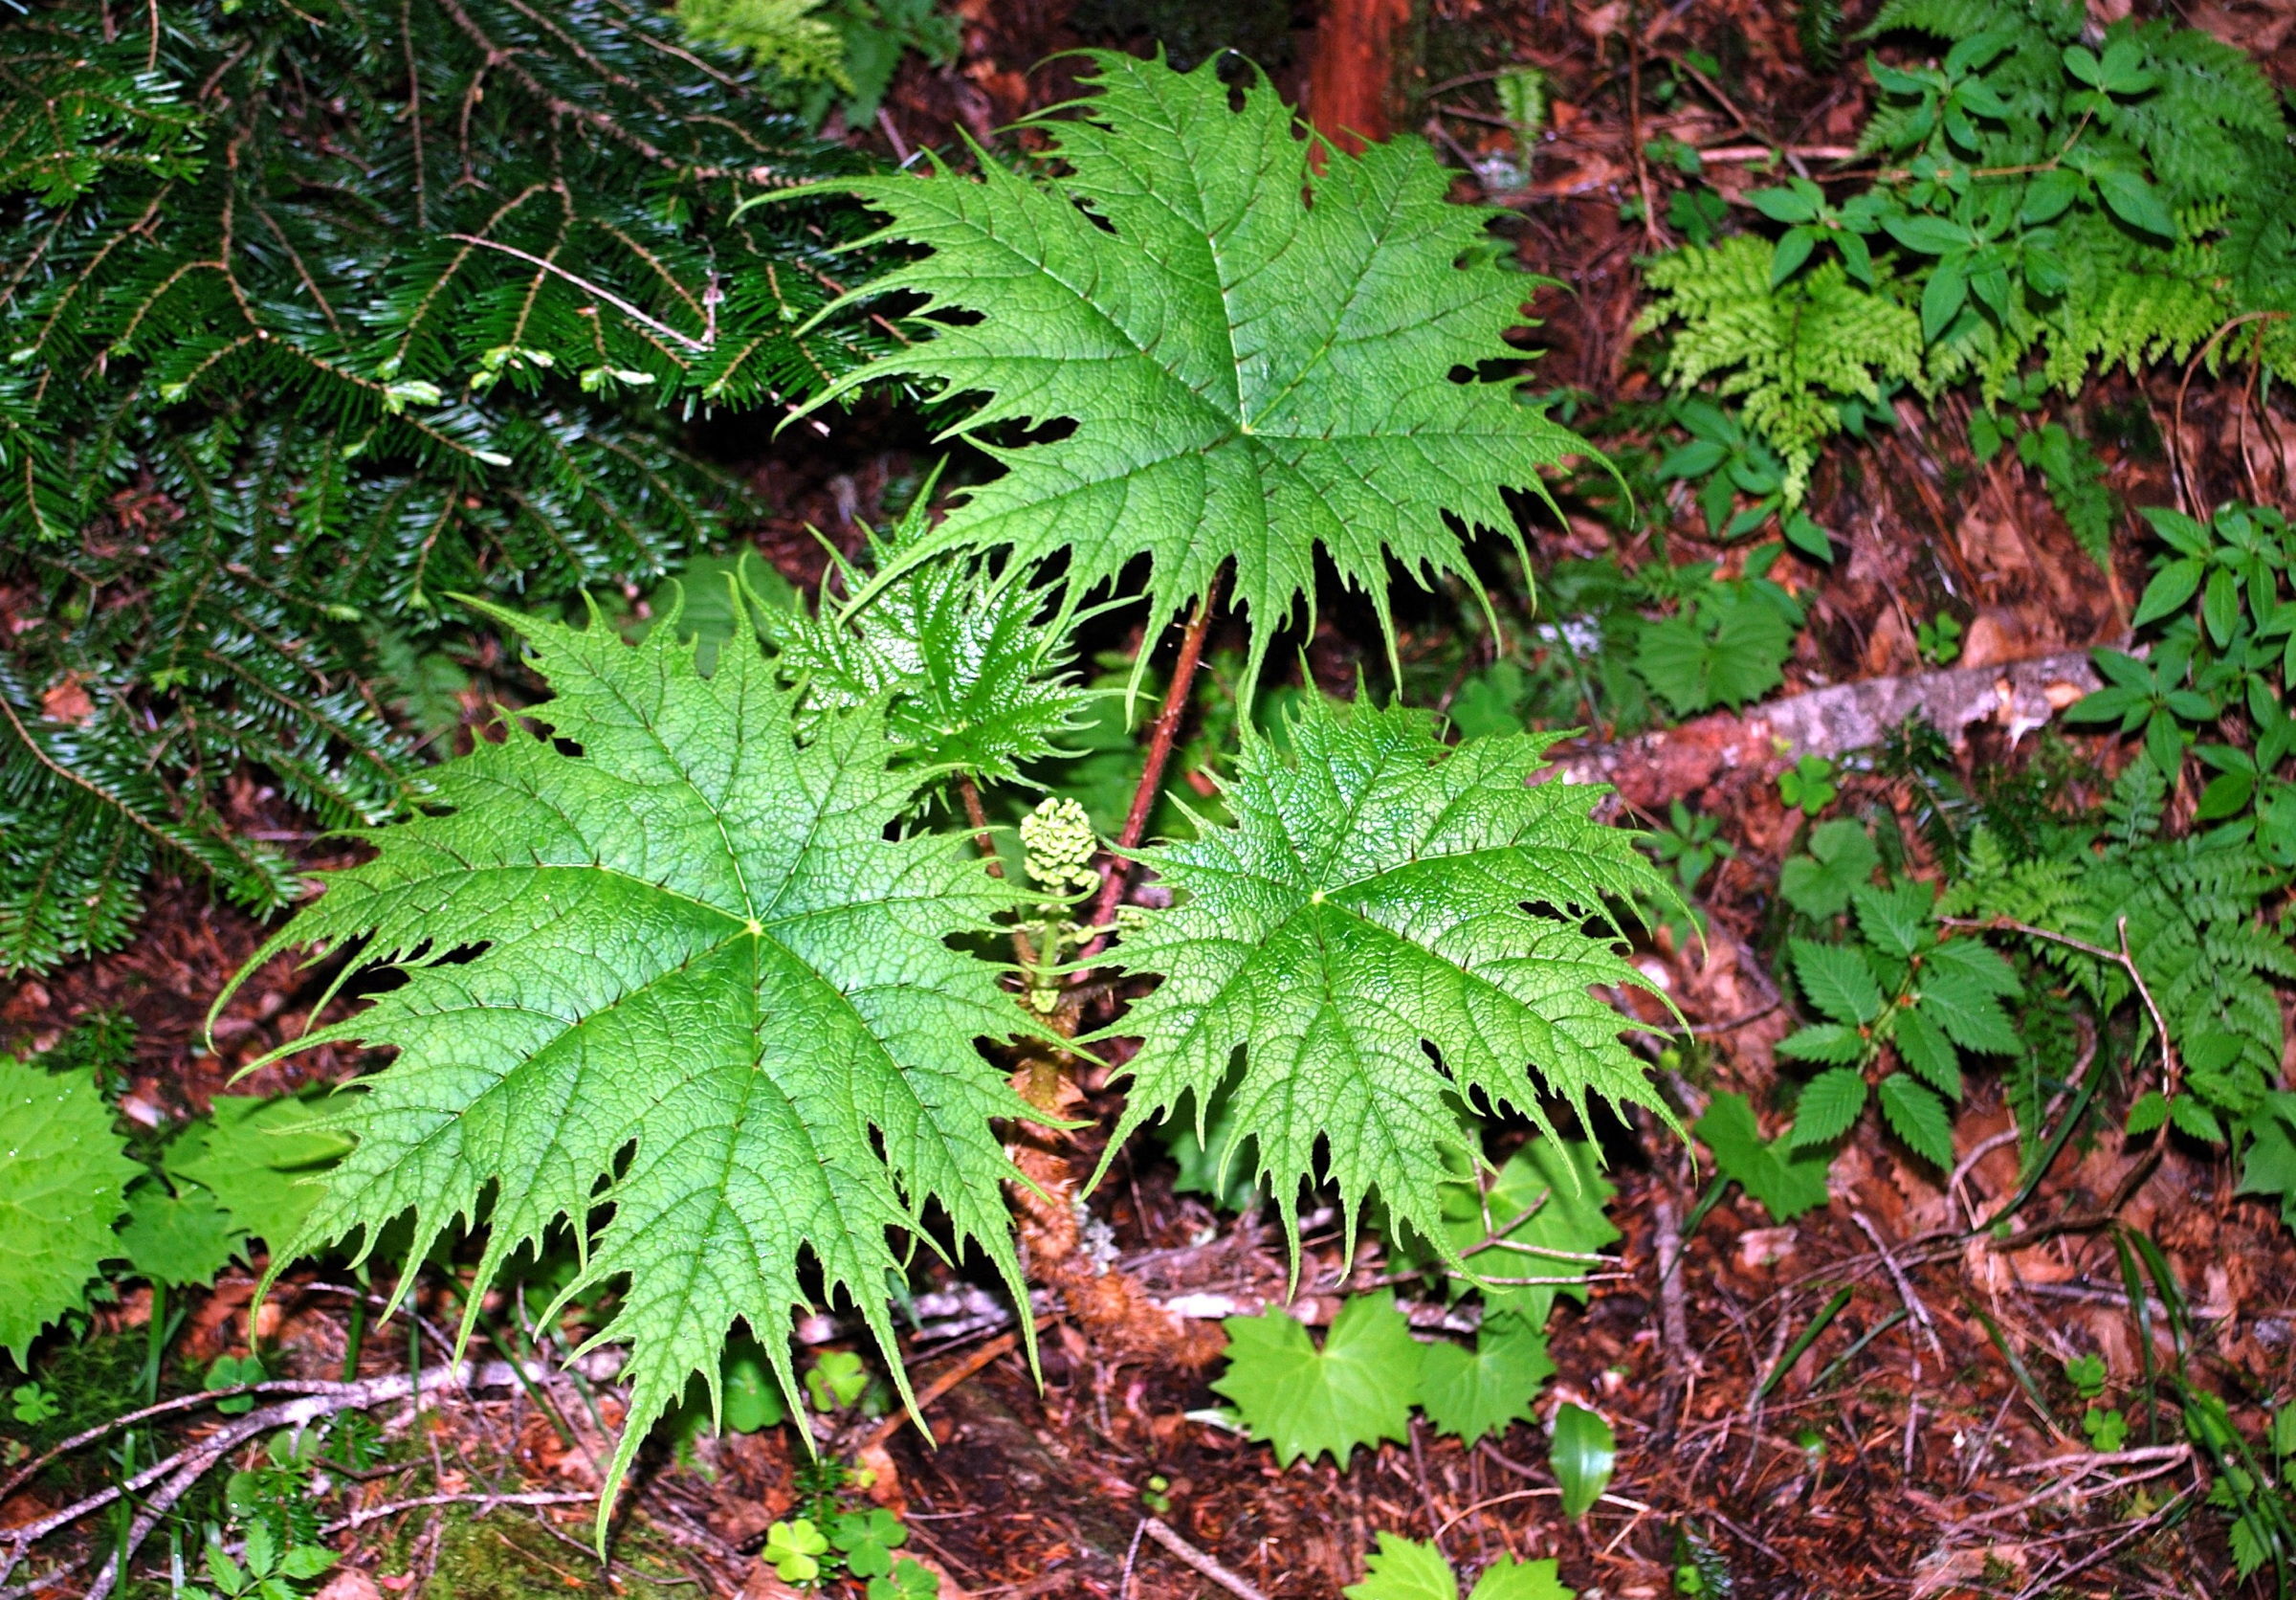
1308,0,1414,151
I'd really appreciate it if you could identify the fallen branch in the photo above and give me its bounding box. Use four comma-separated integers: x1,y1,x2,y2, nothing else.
1558,648,2105,811
0,1357,617,1597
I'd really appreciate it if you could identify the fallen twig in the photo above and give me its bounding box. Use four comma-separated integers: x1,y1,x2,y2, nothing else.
1849,1211,1945,1363
324,1490,595,1534
2001,1444,2193,1478
1137,1518,1269,1600
854,1317,1051,1455
1653,1193,1692,1444
0,1358,612,1597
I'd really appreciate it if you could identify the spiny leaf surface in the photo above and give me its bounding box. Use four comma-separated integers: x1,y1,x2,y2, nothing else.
1105,697,1668,1265
236,605,1041,1535
769,507,1091,786
803,52,1593,679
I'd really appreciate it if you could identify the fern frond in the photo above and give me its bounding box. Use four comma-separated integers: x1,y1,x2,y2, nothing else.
0,0,892,972
1638,239,1921,502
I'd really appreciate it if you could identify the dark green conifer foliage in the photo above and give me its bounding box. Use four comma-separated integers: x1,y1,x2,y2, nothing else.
0,0,882,974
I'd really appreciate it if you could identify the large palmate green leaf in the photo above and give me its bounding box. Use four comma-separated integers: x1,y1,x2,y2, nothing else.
1104,696,1670,1262
0,1056,139,1364
228,603,1043,1536
797,51,1594,682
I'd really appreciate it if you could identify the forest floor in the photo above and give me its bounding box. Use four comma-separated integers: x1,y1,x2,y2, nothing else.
9,1,2296,1597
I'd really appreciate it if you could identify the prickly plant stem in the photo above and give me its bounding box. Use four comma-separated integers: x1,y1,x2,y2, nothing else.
1087,579,1221,936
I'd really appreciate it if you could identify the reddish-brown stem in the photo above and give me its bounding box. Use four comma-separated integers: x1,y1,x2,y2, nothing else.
1086,581,1221,935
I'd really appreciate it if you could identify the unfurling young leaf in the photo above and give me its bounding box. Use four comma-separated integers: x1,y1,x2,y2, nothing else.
1212,1290,1424,1468
221,601,1049,1540
794,51,1600,689
768,490,1092,787
1103,697,1673,1272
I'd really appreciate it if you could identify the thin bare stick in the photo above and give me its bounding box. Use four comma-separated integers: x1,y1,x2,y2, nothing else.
1653,1193,1691,1444
1137,1518,1270,1600
853,1317,1050,1455
2001,1444,2192,1477
1849,1211,1944,1362
1085,580,1221,935
325,1490,595,1534
2170,310,2289,515
1625,3,1660,250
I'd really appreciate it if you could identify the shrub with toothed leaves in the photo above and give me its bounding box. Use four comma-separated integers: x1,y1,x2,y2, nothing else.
222,49,1677,1536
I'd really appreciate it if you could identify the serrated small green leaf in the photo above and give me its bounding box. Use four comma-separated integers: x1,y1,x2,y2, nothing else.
2127,1090,2170,1135
164,1093,351,1250
1776,1023,1867,1065
2170,1095,2224,1144
1851,882,1931,961
1694,1092,1831,1222
0,1056,140,1364
1418,1312,1555,1445
1212,1291,1424,1468
1891,1005,1962,1100
1345,1533,1459,1600
1469,1556,1575,1600
1791,938,1883,1024
1779,820,1879,920
1787,1065,1868,1147
1876,1073,1954,1167
1342,1539,1577,1600
119,1182,242,1288
804,52,1600,688
1107,698,1670,1272
1914,941,2023,1056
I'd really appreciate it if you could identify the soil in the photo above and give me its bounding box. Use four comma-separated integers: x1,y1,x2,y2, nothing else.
8,1,2296,1597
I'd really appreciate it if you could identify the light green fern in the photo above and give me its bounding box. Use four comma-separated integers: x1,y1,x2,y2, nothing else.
789,51,1598,689
225,601,1047,1539
1637,238,1920,505
675,0,849,85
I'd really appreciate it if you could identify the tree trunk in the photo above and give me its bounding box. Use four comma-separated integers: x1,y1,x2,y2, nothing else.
1307,0,1420,151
